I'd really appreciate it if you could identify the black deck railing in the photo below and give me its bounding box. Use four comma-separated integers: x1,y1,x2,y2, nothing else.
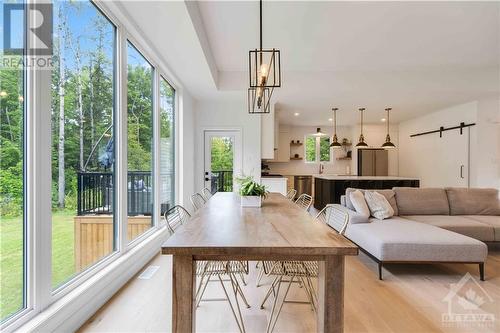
210,170,233,193
77,171,159,216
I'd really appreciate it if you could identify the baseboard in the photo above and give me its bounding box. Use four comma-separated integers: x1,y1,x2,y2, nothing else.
16,227,169,333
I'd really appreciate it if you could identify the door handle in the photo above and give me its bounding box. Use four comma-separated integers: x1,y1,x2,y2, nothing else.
460,165,464,179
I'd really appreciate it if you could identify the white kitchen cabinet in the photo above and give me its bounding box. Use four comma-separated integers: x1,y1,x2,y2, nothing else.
275,130,290,162
261,103,275,159
261,177,288,195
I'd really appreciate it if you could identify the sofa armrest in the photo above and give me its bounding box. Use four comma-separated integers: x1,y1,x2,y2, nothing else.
325,204,369,234
340,195,346,207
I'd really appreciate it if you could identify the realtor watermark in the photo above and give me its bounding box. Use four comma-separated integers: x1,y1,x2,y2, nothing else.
442,272,495,329
1,2,53,69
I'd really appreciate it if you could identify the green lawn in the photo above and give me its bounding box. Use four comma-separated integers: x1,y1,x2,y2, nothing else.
0,210,75,319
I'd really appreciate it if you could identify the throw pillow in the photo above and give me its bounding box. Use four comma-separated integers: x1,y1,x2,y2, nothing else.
365,191,394,220
349,190,370,218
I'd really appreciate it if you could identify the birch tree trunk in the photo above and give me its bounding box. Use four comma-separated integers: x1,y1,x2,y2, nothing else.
57,6,66,208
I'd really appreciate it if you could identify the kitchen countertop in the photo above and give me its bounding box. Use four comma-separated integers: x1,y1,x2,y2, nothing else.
313,175,419,180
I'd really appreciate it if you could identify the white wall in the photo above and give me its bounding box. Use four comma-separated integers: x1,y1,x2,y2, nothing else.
179,90,196,207
398,98,500,189
267,124,398,176
194,98,262,192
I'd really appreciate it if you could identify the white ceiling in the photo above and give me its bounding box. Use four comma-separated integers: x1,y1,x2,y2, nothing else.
120,1,500,125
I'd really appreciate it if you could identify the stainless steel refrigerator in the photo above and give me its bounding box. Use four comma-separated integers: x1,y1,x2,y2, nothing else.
357,149,388,176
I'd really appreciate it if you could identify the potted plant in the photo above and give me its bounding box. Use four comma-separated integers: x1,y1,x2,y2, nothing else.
236,176,268,208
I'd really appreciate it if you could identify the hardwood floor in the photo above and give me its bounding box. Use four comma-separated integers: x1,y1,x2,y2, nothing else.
79,249,500,333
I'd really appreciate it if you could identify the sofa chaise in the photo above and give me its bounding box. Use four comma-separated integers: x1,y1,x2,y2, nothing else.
326,187,500,280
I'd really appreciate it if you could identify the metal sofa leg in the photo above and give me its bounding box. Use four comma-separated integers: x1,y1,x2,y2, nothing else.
479,263,485,281
378,263,383,280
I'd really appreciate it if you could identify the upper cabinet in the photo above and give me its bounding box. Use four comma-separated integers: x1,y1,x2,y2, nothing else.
275,126,290,162
261,103,275,159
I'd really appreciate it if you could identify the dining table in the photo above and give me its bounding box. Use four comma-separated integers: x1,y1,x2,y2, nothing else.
161,192,358,333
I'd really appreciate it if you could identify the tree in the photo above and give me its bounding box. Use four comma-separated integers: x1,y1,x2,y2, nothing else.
56,3,67,208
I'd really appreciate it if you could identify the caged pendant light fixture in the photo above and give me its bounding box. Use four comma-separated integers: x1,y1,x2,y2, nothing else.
382,107,396,148
330,108,342,148
248,0,281,114
356,107,369,147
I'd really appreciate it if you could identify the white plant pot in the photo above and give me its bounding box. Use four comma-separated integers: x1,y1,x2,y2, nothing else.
240,195,262,208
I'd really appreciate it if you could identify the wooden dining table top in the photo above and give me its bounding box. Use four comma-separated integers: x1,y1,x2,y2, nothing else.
161,192,358,257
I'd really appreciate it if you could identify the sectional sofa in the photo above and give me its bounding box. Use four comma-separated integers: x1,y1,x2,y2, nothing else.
328,187,500,280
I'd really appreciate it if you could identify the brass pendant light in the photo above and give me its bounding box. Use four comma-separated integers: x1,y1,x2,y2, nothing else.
356,107,368,147
382,107,396,148
248,0,281,114
330,108,342,148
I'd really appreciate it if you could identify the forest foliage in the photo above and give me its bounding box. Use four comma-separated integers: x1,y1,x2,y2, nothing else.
0,0,174,217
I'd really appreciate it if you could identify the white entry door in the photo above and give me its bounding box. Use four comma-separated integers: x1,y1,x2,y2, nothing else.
204,130,242,193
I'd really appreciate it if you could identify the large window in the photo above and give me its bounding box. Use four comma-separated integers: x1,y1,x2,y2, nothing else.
127,42,153,242
0,0,178,328
0,2,25,320
51,0,116,288
159,77,175,221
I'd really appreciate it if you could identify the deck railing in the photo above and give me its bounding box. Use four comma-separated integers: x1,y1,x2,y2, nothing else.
210,170,233,193
77,171,173,216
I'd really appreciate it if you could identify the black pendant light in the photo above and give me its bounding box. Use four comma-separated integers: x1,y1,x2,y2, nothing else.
382,107,396,148
330,108,342,148
356,108,368,147
313,127,326,136
248,0,281,114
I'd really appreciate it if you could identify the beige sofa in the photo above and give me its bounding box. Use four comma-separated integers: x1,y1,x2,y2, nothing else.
330,187,500,280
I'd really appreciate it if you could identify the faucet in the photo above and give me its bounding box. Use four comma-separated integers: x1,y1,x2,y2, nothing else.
319,163,324,174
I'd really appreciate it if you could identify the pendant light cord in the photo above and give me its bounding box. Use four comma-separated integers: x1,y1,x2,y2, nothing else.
260,0,263,52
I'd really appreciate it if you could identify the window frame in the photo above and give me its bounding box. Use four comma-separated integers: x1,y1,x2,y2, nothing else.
1,0,182,330
304,135,333,164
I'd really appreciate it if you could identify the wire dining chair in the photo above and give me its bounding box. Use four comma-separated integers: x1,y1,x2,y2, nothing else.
258,204,350,333
165,205,249,333
294,193,313,211
190,193,206,211
201,187,213,201
164,205,191,235
285,189,297,201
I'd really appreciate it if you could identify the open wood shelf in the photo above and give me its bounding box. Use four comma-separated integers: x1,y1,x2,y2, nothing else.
290,142,303,146
290,157,303,160
336,157,352,160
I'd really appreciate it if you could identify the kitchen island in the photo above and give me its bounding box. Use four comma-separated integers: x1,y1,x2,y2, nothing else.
314,175,419,210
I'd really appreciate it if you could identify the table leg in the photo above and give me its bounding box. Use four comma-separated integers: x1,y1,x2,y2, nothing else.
317,255,345,333
172,255,196,333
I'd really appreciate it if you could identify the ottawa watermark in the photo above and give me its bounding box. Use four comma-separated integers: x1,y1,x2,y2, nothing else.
442,272,496,329
1,2,53,70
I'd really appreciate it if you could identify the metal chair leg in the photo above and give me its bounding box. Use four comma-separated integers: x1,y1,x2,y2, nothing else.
265,276,283,333
218,274,246,333
260,276,280,309
256,266,265,287
269,275,296,333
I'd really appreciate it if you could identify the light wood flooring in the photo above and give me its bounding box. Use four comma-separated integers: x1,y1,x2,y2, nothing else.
79,249,500,333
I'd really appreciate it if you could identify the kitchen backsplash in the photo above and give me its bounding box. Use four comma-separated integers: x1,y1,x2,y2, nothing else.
266,159,352,175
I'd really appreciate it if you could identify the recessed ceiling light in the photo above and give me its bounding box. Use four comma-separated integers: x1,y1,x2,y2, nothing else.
381,118,386,122
328,118,333,122
294,112,300,116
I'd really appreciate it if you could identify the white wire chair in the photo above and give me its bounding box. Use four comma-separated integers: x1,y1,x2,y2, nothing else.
165,205,249,333
294,193,313,211
190,193,206,211
285,189,297,201
201,187,213,201
258,205,350,333
164,205,191,235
